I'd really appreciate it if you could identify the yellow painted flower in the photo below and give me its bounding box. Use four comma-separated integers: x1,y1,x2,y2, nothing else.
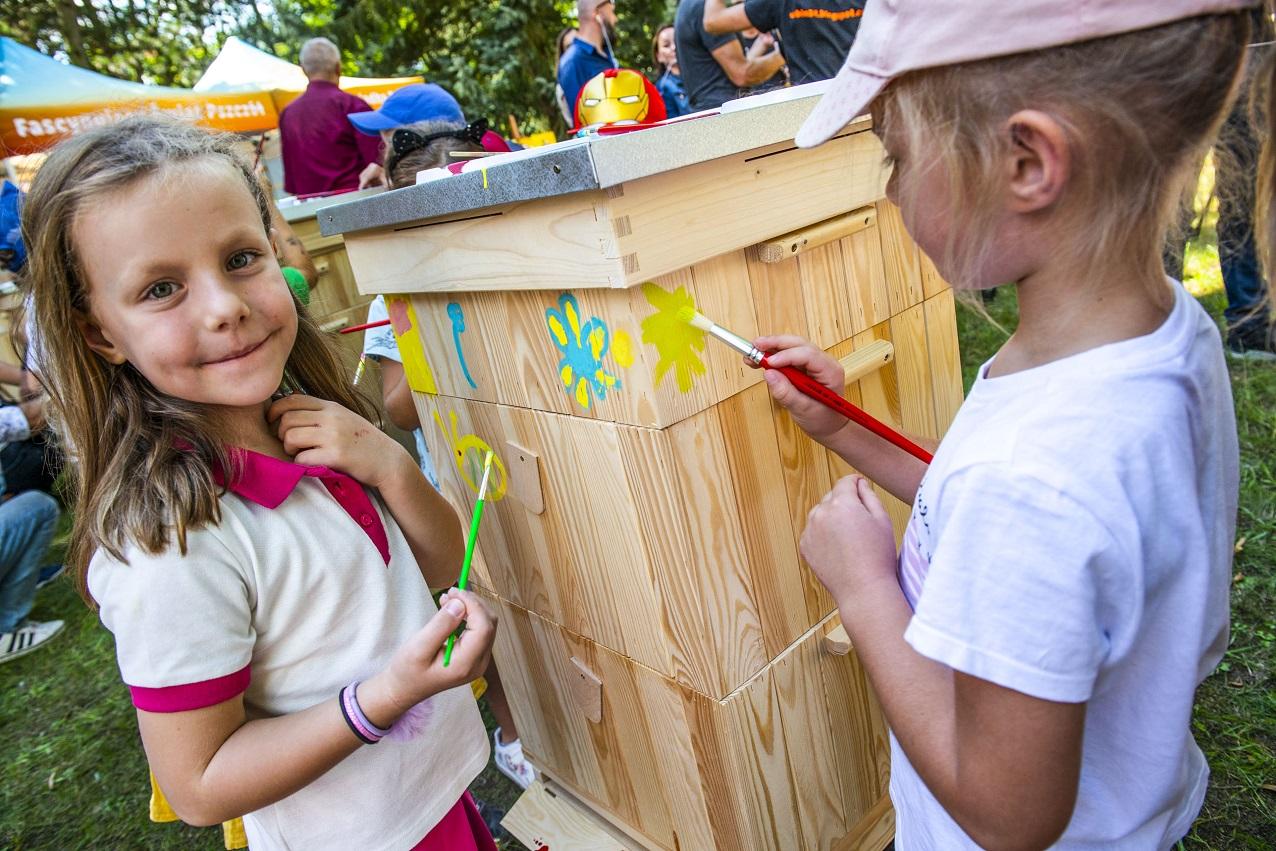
433,409,508,501
640,282,706,393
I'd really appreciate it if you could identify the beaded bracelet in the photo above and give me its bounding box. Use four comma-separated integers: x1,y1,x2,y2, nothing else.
338,681,392,745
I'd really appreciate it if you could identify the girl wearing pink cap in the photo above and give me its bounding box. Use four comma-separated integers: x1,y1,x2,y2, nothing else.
762,2,1257,848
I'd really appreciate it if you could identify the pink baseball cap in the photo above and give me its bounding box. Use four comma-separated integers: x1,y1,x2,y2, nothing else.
796,0,1260,148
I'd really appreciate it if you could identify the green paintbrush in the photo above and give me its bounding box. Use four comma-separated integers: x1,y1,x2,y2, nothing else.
443,449,494,667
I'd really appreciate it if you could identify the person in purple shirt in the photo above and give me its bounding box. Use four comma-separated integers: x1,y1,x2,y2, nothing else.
277,38,383,197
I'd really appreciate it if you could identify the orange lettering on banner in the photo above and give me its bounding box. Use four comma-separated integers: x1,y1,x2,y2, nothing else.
1,93,278,156
788,7,864,22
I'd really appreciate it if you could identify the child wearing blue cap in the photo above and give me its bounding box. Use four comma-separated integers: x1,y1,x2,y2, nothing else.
348,84,517,189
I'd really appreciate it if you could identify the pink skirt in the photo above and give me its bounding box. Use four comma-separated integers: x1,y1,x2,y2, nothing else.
408,793,497,851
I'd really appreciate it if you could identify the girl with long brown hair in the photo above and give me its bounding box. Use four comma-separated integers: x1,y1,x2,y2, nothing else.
22,115,498,850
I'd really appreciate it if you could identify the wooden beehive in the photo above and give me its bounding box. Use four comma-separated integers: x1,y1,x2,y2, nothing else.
328,97,963,851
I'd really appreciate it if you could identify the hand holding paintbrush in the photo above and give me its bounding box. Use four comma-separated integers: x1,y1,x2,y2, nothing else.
680,308,934,465
444,449,495,666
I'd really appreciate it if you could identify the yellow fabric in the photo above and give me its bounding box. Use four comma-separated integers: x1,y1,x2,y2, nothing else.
222,817,249,849
471,675,487,701
149,770,247,849
148,771,178,823
516,130,557,147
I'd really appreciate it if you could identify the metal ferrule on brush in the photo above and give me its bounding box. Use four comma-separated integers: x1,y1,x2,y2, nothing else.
709,324,764,364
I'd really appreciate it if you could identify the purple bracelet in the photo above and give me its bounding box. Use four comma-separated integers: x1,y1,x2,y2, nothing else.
339,681,392,744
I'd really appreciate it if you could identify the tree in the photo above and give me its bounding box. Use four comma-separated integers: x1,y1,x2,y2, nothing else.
0,1,244,87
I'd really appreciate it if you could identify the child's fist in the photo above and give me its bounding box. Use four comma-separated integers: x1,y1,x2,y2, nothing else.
800,476,897,604
377,589,497,715
753,335,848,443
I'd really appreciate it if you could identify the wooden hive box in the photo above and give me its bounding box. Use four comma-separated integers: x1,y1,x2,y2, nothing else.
326,93,963,851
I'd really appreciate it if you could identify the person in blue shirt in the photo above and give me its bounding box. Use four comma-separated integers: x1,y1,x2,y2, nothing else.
554,27,579,124
558,0,620,120
652,23,691,118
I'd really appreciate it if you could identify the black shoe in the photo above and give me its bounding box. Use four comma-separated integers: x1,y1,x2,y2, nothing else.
473,798,510,842
35,564,66,590
1225,320,1276,361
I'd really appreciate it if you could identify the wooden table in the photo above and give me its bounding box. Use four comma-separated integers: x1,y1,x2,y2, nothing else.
325,87,963,851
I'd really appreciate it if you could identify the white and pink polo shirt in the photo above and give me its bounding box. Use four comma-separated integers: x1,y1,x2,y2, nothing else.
89,449,489,850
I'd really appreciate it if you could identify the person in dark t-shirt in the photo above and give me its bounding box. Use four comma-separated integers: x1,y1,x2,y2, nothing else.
675,0,787,111
704,0,865,85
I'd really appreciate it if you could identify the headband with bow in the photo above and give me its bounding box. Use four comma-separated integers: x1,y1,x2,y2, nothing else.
386,119,490,174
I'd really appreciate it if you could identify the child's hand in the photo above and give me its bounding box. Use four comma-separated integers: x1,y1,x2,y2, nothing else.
368,589,498,720
754,335,848,442
268,394,409,489
801,476,898,605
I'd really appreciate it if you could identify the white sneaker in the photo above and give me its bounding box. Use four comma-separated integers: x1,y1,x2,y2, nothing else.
492,727,537,789
0,619,64,664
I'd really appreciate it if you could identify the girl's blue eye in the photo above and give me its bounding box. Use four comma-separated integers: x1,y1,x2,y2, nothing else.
146,281,177,300
228,250,259,271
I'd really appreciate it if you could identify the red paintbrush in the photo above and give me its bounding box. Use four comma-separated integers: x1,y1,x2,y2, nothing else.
681,308,934,465
339,319,391,335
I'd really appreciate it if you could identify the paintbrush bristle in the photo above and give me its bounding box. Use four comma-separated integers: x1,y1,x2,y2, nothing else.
680,307,715,332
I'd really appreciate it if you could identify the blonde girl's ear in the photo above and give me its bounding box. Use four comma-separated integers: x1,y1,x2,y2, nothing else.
1003,109,1071,214
74,312,127,365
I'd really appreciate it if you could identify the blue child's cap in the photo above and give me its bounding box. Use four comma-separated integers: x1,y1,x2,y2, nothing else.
348,84,466,135
0,181,25,273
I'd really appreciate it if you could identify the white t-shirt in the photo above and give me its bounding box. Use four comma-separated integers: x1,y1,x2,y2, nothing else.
891,285,1238,850
362,295,441,490
89,451,488,850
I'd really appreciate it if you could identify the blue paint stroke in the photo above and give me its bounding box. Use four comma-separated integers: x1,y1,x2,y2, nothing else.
447,302,478,389
544,292,620,409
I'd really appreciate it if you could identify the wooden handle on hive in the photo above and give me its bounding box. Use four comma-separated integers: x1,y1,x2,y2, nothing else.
506,441,545,515
568,657,603,724
753,206,877,263
824,623,852,656
838,339,894,384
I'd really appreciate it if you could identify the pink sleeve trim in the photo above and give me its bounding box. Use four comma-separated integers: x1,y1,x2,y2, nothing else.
129,665,251,713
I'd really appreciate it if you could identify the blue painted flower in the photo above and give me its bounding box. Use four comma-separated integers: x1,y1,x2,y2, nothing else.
545,293,620,408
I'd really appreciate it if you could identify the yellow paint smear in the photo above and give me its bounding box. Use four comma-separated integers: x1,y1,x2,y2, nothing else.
640,282,706,393
612,329,635,368
385,294,437,394
433,409,508,501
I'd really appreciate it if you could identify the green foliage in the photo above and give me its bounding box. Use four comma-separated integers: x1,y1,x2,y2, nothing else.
0,1,243,87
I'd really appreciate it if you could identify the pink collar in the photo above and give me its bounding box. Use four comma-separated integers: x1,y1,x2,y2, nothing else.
216,448,391,566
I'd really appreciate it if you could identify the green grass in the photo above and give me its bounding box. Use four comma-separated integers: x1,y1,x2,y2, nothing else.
2,204,1272,848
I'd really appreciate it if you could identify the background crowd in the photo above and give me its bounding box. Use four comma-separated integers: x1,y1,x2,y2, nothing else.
274,0,869,201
